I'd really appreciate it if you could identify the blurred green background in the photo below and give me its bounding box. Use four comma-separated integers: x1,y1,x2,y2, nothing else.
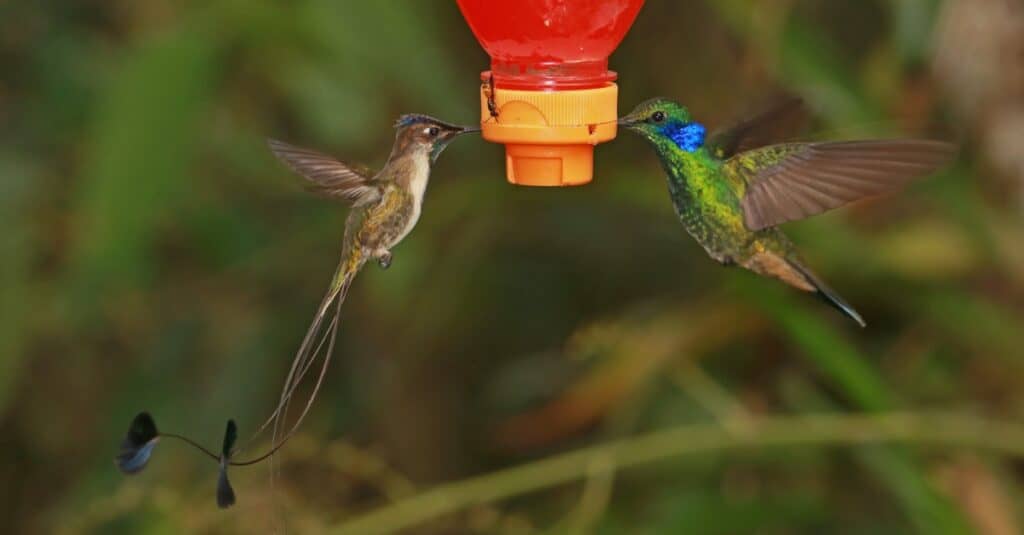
4,0,1024,533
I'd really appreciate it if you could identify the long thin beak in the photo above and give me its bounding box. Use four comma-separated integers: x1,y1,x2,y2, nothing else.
617,117,636,127
442,126,479,143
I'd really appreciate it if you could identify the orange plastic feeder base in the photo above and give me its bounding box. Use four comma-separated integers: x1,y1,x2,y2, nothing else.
479,80,618,186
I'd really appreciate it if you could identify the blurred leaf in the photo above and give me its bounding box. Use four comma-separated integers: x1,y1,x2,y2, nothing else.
649,490,827,535
859,448,972,535
284,0,468,147
887,0,943,64
918,290,1024,363
778,15,882,127
743,278,973,533
493,303,760,451
740,277,893,410
66,29,220,309
875,218,978,280
0,154,35,411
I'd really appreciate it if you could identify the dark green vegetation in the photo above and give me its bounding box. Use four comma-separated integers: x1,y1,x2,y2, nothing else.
2,1,1023,533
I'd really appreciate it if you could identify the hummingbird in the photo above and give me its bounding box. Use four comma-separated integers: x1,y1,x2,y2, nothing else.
114,115,478,507
255,114,478,469
618,98,956,327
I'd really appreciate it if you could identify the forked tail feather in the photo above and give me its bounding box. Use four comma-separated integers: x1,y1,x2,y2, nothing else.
233,262,361,465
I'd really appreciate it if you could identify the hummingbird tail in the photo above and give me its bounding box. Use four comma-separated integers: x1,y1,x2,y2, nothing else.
238,260,363,463
787,259,867,328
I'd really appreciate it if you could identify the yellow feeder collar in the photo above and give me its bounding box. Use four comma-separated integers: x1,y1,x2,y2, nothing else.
478,83,619,186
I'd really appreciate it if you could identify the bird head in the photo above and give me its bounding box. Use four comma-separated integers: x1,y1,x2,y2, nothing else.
393,114,479,163
618,98,706,153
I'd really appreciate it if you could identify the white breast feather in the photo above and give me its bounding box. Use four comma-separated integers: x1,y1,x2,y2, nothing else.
395,153,430,244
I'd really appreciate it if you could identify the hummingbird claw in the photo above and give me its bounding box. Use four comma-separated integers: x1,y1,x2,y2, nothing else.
377,252,392,270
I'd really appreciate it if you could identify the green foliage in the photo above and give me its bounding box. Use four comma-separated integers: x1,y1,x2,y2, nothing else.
68,29,219,309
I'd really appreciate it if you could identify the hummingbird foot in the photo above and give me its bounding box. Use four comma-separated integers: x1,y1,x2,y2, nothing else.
376,251,393,270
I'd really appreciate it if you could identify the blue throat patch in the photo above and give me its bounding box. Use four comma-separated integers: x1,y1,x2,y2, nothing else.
664,121,706,152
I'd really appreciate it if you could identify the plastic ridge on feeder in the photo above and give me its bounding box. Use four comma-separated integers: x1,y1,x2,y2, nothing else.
457,0,646,186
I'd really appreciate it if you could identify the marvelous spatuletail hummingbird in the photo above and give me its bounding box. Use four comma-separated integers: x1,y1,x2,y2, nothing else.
114,115,477,506
260,115,478,453
618,97,956,327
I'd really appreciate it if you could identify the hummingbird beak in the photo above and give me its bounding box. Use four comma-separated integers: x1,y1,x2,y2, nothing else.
442,125,479,142
438,123,480,140
617,116,639,128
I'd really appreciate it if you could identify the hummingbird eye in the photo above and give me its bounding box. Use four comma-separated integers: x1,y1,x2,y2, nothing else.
426,126,440,137
651,111,666,123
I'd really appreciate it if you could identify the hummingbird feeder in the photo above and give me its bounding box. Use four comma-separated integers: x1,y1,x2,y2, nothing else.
456,0,645,186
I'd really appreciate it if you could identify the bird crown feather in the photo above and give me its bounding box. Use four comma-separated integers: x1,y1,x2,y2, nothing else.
394,113,440,129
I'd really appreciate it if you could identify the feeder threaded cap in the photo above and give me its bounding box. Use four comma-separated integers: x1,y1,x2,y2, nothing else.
478,81,618,186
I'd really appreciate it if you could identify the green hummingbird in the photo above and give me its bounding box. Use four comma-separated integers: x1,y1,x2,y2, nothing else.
252,115,477,462
618,98,956,327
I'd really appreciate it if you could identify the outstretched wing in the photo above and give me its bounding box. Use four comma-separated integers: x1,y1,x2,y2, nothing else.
707,95,809,160
267,139,381,205
728,140,956,231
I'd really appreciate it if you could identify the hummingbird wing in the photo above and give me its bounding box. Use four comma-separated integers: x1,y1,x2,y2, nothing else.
730,140,956,231
707,95,809,160
268,139,382,205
